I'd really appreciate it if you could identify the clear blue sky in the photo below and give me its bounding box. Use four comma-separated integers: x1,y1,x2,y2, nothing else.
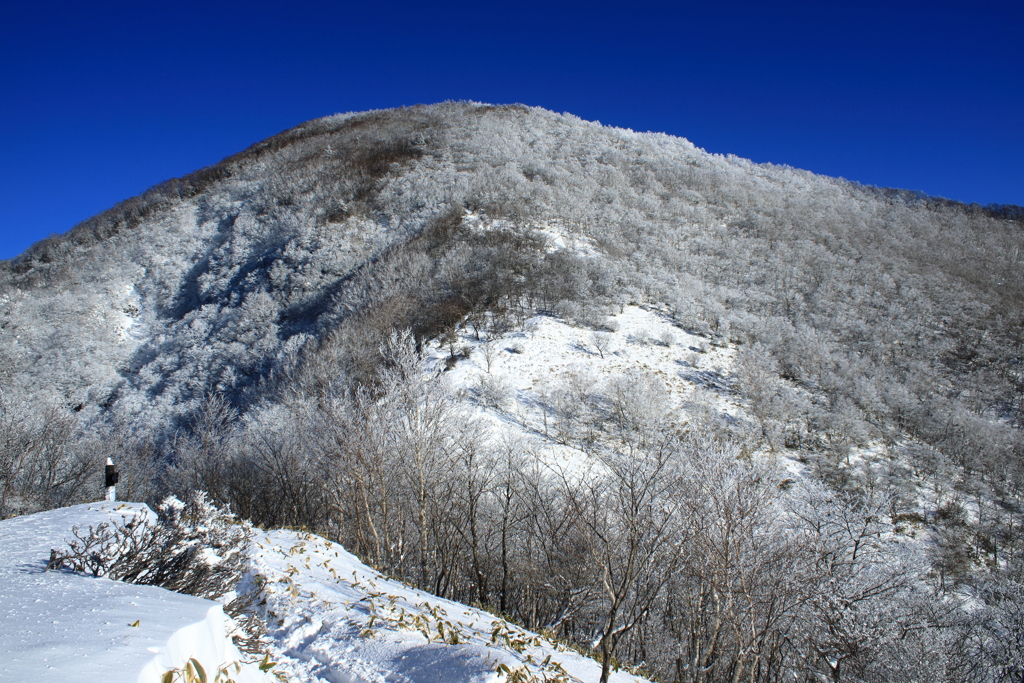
2,0,1021,261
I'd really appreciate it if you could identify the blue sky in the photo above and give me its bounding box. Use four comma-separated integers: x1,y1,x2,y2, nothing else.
1,0,1021,261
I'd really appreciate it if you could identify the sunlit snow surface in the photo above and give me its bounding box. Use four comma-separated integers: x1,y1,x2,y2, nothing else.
0,503,267,683
0,311,810,683
421,305,817,482
422,306,743,470
1,503,648,683
254,529,649,683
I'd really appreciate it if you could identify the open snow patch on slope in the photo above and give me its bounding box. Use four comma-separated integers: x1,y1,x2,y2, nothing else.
462,211,602,257
423,305,747,474
0,503,270,683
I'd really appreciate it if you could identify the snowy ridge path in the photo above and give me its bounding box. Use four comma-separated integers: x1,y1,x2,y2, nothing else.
254,529,649,683
0,503,268,683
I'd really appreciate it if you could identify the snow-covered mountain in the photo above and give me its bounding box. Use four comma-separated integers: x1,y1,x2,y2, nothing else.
1,103,1018,435
2,102,1022,682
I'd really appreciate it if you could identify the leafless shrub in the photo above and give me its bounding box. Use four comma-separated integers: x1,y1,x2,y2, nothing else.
554,299,583,324
481,339,500,372
590,331,612,358
48,492,251,600
0,393,92,518
477,373,513,410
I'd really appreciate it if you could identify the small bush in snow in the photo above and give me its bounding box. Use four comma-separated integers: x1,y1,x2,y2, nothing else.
477,374,513,410
590,331,612,358
578,304,610,330
553,299,582,324
481,340,500,372
48,492,251,600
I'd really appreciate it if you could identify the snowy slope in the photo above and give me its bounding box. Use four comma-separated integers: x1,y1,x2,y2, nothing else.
2,503,650,683
433,305,737,410
422,305,756,470
254,529,650,683
0,503,269,683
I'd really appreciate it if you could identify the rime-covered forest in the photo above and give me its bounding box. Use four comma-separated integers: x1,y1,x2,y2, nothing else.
1,102,1022,682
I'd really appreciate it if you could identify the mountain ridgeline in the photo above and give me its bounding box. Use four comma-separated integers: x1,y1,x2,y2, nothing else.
2,102,1023,682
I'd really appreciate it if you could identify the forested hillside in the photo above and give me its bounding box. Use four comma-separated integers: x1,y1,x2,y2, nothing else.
1,102,1022,682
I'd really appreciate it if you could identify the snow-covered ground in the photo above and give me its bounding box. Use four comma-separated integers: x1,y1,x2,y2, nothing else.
2,307,919,683
1,503,649,683
254,529,648,683
423,305,745,470
432,306,737,409
0,502,269,682
1,306,942,683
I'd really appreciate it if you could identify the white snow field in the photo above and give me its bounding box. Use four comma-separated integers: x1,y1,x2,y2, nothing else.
1,502,650,683
423,305,750,469
0,502,269,683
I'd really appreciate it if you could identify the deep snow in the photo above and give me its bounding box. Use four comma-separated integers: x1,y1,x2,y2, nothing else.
0,502,268,682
